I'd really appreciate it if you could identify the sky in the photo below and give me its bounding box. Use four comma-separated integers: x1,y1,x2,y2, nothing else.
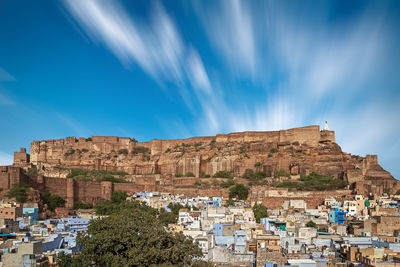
0,0,399,178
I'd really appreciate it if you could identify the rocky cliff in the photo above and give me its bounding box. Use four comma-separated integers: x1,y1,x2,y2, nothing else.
12,125,398,196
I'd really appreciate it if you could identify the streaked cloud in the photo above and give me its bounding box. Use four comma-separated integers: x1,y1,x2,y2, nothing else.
54,113,89,137
0,68,16,81
0,152,13,166
195,0,256,77
62,0,400,177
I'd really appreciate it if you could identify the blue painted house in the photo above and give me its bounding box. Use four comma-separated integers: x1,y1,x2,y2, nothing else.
233,230,246,254
329,208,347,224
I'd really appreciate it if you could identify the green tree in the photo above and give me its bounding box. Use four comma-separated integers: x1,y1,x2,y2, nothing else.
41,192,66,211
253,203,268,223
6,183,29,203
306,220,317,228
229,184,249,200
111,191,128,203
60,201,202,266
167,202,185,215
73,202,93,210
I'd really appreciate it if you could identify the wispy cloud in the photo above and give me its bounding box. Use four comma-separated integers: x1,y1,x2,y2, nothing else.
0,152,13,166
0,68,16,81
54,113,89,137
0,90,16,106
64,0,188,86
0,68,17,106
63,0,399,177
195,0,256,77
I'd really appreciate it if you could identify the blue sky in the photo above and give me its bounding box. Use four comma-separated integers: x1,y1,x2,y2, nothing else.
0,0,399,178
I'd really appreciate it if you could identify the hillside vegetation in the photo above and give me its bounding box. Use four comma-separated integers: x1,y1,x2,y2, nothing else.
274,172,347,191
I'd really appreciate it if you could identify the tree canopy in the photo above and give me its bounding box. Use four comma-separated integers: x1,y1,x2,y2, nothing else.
228,184,249,200
253,203,268,223
306,220,317,228
58,199,202,266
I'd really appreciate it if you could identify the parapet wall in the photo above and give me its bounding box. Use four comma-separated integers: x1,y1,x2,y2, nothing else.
29,125,334,165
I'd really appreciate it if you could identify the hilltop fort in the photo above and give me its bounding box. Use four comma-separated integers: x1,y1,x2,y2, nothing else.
2,125,398,208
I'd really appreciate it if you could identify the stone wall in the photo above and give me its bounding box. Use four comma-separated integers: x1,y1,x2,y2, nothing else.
7,125,400,197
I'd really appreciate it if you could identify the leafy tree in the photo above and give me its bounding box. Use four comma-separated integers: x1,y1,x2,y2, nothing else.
158,210,178,225
253,203,268,223
57,253,84,267
225,199,235,207
73,202,93,210
41,192,66,211
306,220,317,228
60,201,202,266
167,203,185,215
229,184,249,200
111,191,128,203
6,183,29,203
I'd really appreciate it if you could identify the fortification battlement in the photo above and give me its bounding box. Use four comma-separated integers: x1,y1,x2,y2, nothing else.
23,125,337,166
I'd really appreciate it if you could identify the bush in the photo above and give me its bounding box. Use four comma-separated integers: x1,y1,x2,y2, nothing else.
25,168,39,176
254,162,261,167
64,149,75,157
175,173,183,177
66,168,129,183
111,191,128,203
132,146,150,154
194,181,201,186
73,202,93,209
41,192,66,211
275,172,348,191
253,203,268,223
165,148,171,153
396,189,400,195
86,137,92,142
118,149,129,155
306,220,317,228
213,171,232,178
210,139,216,149
274,168,290,178
220,178,235,188
243,170,266,179
6,183,28,203
270,148,279,154
81,148,89,153
229,184,249,200
200,172,211,178
185,172,195,177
